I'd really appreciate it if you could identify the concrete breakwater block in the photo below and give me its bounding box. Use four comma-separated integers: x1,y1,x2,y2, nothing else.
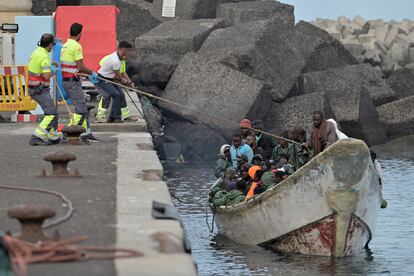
151,0,218,21
117,0,161,43
132,19,225,89
312,16,414,73
217,0,294,27
264,92,334,135
290,21,358,73
386,67,414,99
163,120,229,161
160,52,272,136
295,64,397,106
198,18,302,102
377,96,414,138
327,87,388,146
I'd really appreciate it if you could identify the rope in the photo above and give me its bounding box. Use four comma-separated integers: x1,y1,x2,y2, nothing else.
0,185,74,230
169,190,206,204
74,72,302,146
205,204,215,233
2,235,142,276
55,83,74,119
144,97,216,170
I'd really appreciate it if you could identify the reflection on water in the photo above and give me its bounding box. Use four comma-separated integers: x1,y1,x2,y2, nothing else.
165,158,414,276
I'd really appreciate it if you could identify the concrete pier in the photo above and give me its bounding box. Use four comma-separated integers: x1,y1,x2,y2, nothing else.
0,93,197,275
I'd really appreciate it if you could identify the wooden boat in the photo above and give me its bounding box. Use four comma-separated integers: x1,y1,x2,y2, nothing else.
213,139,383,257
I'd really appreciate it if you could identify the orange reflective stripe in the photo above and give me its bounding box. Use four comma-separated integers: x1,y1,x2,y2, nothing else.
28,71,49,86
61,63,78,77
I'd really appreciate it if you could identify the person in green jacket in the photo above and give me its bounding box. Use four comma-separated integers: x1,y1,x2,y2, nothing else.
213,189,229,207
226,180,247,206
291,126,313,170
262,169,277,190
213,180,247,207
215,144,233,178
272,134,294,163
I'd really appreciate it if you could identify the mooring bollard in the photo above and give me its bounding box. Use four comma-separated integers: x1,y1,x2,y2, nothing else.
8,205,56,242
41,151,80,177
62,125,86,145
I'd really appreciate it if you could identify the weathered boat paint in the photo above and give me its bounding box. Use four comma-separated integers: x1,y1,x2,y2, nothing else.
213,139,382,257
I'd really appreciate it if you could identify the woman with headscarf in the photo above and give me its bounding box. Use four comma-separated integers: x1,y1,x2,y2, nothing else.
326,118,348,140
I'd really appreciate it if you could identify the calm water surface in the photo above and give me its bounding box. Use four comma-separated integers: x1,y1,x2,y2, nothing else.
165,158,414,276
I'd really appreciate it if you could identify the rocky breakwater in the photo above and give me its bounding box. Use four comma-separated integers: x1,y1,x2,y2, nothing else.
312,16,414,76
38,0,412,162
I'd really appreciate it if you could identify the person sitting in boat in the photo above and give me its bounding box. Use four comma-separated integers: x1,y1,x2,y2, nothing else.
230,133,253,168
239,163,251,186
215,144,233,178
261,162,277,190
211,179,247,207
236,154,250,173
240,118,253,140
246,135,266,158
326,118,348,140
304,111,338,155
226,180,248,206
223,167,237,191
271,133,294,164
245,166,265,202
271,155,295,183
291,126,313,170
252,120,277,160
252,154,265,166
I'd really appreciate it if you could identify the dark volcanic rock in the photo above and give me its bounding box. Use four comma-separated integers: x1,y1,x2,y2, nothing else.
290,21,359,73
151,0,218,21
386,67,414,99
140,96,163,135
327,87,387,146
163,120,229,162
198,18,303,101
377,96,414,138
160,53,272,137
217,0,294,27
264,92,334,135
116,0,161,43
135,19,225,61
133,19,224,89
295,64,397,106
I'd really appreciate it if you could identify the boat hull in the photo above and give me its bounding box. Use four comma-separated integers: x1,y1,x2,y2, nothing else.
213,139,382,257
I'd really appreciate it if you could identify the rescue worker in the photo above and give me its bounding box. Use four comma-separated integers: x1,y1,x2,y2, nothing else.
95,41,137,123
28,33,61,146
60,22,98,142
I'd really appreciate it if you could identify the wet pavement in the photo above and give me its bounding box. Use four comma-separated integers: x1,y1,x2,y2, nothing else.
165,157,414,275
0,125,117,275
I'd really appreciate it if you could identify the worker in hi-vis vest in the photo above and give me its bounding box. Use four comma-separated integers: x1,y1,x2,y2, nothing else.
60,22,99,143
95,41,136,123
28,33,61,146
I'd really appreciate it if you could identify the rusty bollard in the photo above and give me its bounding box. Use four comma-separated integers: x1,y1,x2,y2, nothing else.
62,125,86,145
41,151,80,177
8,205,56,242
